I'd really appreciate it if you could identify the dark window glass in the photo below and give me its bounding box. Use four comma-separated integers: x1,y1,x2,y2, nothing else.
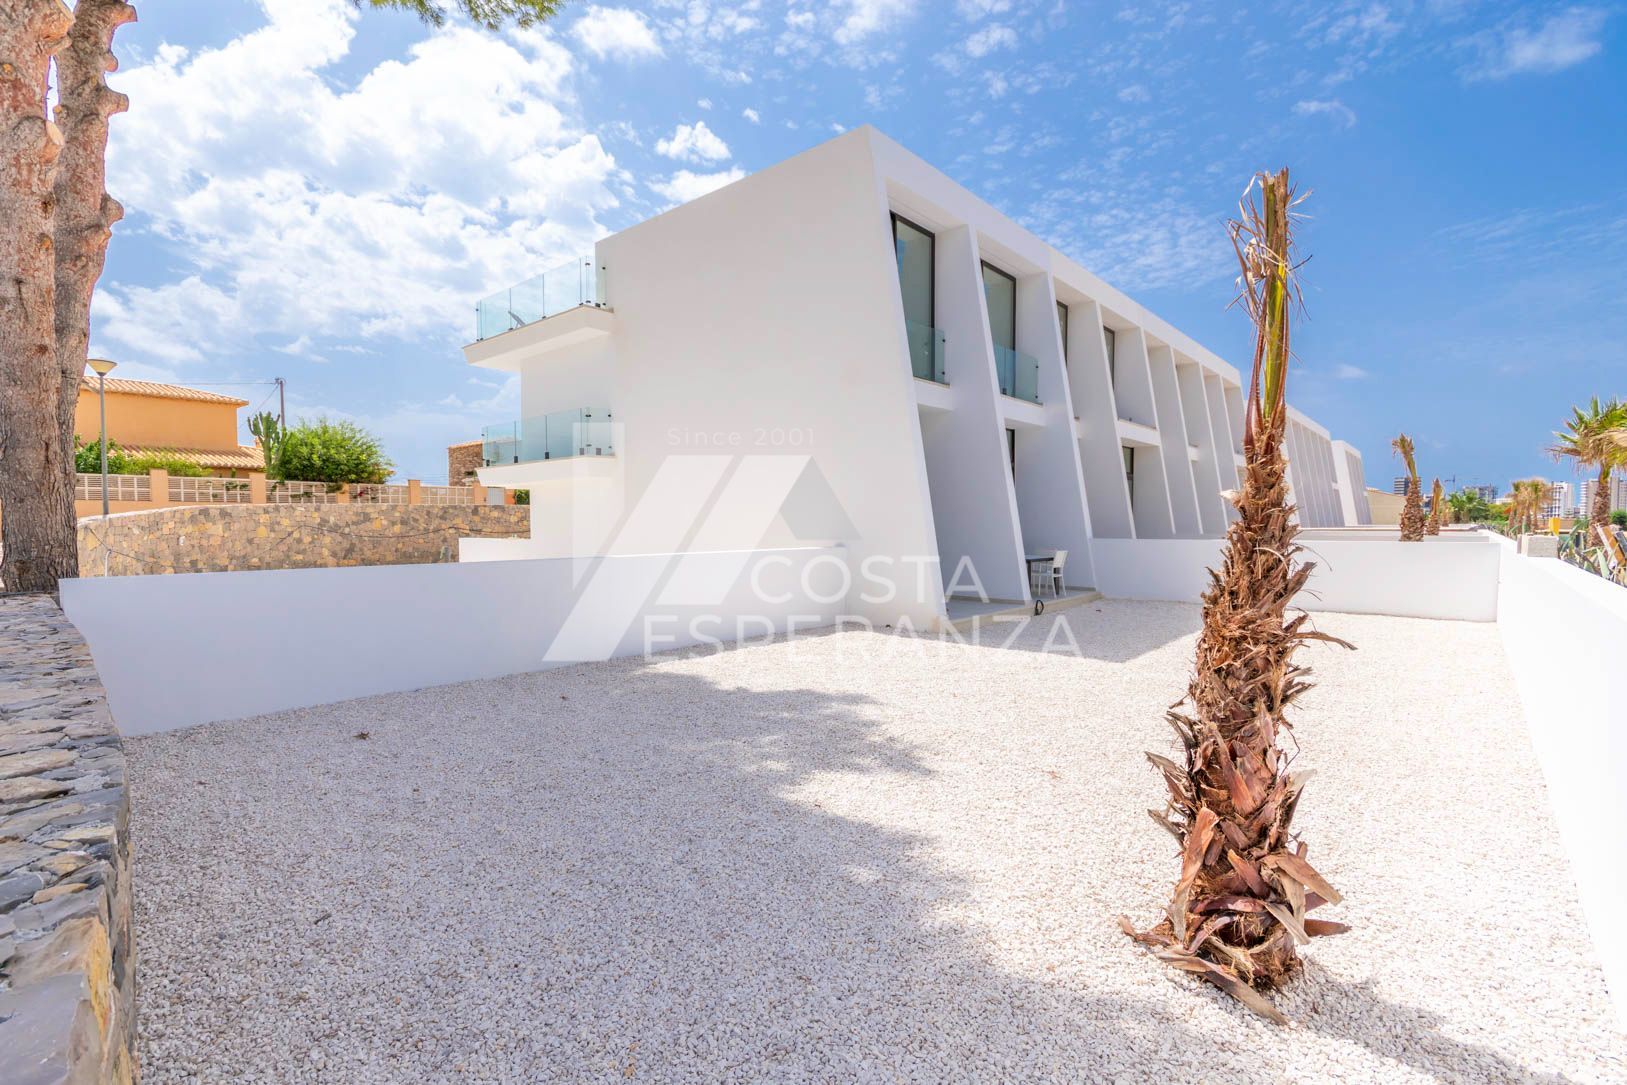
892,214,934,330
1103,326,1117,384
1123,446,1135,507
1056,301,1069,361
981,262,1016,351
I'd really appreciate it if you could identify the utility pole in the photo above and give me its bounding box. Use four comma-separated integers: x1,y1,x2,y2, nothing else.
276,377,286,434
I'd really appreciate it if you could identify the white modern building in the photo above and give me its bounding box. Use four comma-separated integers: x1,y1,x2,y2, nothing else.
464,127,1370,628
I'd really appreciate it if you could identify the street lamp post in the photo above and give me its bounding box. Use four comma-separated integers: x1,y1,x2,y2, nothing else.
86,358,117,520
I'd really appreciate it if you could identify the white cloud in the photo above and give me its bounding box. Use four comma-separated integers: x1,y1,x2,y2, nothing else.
834,0,916,45
571,5,664,61
1293,98,1357,127
1117,83,1149,103
697,97,713,109
963,23,1017,57
97,0,622,368
742,107,761,123
649,168,747,205
1461,7,1606,81
1334,363,1370,380
655,120,731,162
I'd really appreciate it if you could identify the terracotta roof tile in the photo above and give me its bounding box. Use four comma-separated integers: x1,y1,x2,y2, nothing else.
81,377,250,406
117,444,266,470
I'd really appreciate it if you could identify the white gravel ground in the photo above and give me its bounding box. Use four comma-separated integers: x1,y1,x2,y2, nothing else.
128,601,1625,1084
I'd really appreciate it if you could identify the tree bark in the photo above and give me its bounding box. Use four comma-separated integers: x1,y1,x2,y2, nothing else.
0,0,77,593
1594,465,1611,528
53,0,134,468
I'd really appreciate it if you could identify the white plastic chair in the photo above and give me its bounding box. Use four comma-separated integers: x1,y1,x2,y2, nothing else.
1048,549,1067,596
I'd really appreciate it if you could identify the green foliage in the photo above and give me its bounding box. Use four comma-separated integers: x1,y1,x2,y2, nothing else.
511,488,530,506
354,0,562,30
124,452,210,477
73,434,129,474
1445,487,1495,525
276,418,393,486
247,411,285,480
1613,510,1627,529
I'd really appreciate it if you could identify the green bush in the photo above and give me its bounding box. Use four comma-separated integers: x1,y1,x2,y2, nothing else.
511,488,530,505
73,434,131,474
274,417,392,485
1612,510,1627,528
124,452,210,477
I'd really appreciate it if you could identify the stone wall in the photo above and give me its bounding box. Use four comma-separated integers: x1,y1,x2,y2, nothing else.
447,440,484,485
0,594,135,1083
77,504,530,577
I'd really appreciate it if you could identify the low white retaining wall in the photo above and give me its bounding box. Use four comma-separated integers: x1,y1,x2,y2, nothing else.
59,547,849,734
1090,531,1501,622
1495,539,1627,1025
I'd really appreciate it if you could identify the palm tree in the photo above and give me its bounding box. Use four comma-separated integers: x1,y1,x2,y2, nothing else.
1548,398,1627,529
1510,478,1549,536
1425,478,1443,535
1121,170,1351,1025
1392,435,1424,541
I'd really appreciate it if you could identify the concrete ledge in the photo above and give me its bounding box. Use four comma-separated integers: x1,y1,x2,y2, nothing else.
0,594,134,1084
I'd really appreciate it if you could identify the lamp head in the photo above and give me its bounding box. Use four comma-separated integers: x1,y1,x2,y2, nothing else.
87,358,117,377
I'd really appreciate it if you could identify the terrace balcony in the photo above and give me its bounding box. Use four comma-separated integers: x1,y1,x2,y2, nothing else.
464,255,611,372
476,407,616,487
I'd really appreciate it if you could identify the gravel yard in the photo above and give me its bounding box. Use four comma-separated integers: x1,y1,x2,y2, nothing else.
128,601,1624,1083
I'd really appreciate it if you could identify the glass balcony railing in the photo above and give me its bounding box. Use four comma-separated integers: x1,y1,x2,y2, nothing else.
481,408,615,467
475,255,606,341
905,321,947,384
994,344,1041,404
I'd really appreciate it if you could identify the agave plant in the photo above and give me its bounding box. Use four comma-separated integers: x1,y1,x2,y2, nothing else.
1120,170,1352,1025
1548,398,1627,528
1425,478,1443,535
1392,435,1424,541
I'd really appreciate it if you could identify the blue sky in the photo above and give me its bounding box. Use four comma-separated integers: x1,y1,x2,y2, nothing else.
97,0,1623,492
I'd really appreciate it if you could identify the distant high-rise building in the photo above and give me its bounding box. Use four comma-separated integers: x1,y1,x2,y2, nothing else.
1542,482,1574,519
1471,484,1499,503
1392,476,1410,495
1578,477,1627,517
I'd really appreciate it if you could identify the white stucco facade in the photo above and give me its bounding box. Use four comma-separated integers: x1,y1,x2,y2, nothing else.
465,127,1369,628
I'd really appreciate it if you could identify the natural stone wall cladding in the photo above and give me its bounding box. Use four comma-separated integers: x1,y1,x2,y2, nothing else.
78,504,529,576
0,594,135,1084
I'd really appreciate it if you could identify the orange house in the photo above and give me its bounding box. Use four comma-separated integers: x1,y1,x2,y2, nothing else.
75,378,264,477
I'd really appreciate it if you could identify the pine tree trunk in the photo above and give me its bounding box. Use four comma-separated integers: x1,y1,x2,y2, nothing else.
0,0,77,593
52,0,135,465
1594,466,1611,528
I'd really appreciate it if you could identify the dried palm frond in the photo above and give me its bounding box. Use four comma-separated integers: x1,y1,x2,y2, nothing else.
1121,169,1352,1025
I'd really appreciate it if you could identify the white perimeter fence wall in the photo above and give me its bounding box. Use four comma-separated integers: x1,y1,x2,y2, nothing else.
1494,537,1627,1026
1090,530,1502,621
60,546,849,735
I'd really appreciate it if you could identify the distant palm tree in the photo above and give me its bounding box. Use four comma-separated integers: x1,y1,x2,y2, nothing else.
1392,435,1423,541
1548,398,1627,529
1509,478,1548,536
1121,169,1351,1025
1425,478,1443,535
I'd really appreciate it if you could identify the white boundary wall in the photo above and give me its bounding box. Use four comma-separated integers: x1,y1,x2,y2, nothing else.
1090,531,1502,622
1494,538,1627,1026
59,547,849,735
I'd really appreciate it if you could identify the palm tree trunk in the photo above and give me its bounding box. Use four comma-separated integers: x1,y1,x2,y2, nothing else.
1594,465,1612,529
0,1,78,593
1400,478,1425,541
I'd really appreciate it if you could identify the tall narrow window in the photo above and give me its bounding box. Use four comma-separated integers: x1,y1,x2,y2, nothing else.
892,213,938,382
1123,446,1135,508
1056,301,1069,361
982,263,1016,351
1103,326,1117,386
1007,428,1017,480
